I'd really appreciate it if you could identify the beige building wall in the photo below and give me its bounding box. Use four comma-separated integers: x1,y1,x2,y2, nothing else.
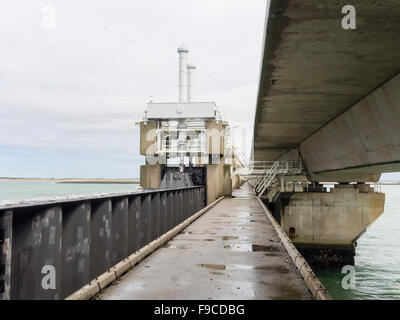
206,165,219,204
222,165,232,196
206,121,224,156
140,164,161,189
140,121,157,156
206,164,232,205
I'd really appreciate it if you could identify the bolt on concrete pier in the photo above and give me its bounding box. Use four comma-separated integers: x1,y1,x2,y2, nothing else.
97,183,312,300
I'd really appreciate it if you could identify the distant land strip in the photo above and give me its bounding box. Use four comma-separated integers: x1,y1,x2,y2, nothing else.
0,178,139,184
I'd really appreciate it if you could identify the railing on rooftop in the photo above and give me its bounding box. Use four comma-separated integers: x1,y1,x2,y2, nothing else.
158,140,207,154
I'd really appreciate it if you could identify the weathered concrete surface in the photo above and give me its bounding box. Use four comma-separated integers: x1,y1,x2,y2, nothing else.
276,185,385,246
140,164,161,189
300,73,400,182
270,184,384,267
222,165,233,196
206,164,232,205
97,184,312,300
140,122,157,156
253,0,400,181
206,121,225,156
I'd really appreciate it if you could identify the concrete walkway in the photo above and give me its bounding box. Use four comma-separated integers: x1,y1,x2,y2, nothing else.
97,183,312,300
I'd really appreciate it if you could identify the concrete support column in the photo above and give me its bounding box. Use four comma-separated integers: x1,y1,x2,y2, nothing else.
206,164,232,205
140,164,162,189
273,187,385,267
222,165,232,196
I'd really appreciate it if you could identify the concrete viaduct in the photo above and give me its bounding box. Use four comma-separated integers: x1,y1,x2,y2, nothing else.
253,0,400,182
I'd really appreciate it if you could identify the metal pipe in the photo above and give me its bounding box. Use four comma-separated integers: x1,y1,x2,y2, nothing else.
177,46,189,102
187,63,196,102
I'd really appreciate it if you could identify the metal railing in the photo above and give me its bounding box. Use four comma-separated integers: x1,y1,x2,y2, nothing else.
255,161,279,196
232,147,249,168
242,160,303,197
159,140,207,154
0,186,205,300
371,182,383,193
236,160,303,177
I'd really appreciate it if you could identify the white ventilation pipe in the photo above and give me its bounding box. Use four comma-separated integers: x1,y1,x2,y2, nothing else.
177,46,189,102
187,63,196,102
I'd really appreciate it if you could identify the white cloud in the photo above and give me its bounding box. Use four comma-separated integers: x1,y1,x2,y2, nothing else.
0,0,266,177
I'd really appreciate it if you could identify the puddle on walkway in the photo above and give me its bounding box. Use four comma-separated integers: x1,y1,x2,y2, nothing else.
182,231,217,235
233,226,247,231
223,243,279,252
218,213,262,218
199,264,255,271
199,264,227,270
125,282,146,291
175,235,248,242
199,263,287,273
163,244,188,249
210,271,224,275
221,236,238,240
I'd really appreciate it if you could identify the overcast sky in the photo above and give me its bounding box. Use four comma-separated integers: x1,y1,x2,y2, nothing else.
0,0,267,178
1,1,397,180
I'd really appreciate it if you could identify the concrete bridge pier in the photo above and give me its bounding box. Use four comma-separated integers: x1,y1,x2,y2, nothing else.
268,183,385,268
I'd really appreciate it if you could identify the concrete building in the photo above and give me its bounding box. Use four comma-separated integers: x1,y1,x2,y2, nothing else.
137,46,240,204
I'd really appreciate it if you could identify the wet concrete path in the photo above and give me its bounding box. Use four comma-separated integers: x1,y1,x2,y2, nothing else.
98,183,312,300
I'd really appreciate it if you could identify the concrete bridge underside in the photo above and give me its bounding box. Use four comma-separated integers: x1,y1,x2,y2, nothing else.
254,0,400,182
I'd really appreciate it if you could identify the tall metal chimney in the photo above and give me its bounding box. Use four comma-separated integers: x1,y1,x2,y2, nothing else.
177,46,189,102
187,63,196,102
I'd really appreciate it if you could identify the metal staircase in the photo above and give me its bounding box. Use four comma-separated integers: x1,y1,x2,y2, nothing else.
230,145,303,199
235,160,303,198
232,146,249,168
255,161,279,196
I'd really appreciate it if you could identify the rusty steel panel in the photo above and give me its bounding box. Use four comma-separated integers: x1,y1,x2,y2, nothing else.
127,196,141,255
61,201,91,298
0,210,12,300
188,189,193,217
178,190,184,223
199,188,203,211
90,200,112,280
150,194,160,241
182,190,189,220
10,206,62,300
172,191,178,227
111,198,129,265
176,191,181,223
182,190,187,220
167,192,174,231
194,188,200,213
140,195,151,247
201,188,205,209
189,189,194,216
160,192,168,236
